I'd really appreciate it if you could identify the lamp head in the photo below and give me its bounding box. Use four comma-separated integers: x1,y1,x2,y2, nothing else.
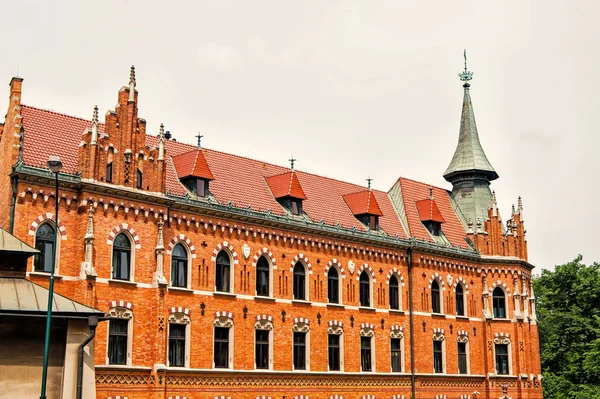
47,156,63,173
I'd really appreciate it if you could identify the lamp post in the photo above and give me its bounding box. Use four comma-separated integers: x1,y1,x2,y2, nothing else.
40,155,62,399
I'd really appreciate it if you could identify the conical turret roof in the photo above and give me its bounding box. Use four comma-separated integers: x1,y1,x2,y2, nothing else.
443,82,498,182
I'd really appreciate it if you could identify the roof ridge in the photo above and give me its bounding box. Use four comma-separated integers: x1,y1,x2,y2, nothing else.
397,176,450,192
22,104,99,125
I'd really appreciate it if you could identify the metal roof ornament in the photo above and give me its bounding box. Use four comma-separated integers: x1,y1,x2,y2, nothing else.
128,65,136,102
90,105,99,145
289,157,296,171
458,49,473,85
196,133,203,149
367,177,373,190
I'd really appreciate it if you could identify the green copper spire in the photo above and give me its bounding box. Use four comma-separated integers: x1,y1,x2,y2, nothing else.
443,51,498,182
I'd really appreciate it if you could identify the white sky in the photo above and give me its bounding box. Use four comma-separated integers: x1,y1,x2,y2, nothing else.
1,0,598,271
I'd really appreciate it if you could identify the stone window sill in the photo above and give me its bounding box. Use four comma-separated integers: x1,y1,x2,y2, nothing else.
108,279,138,287
326,303,345,309
168,286,194,293
431,313,447,318
254,296,276,302
96,365,152,372
292,300,311,306
28,271,63,280
358,306,376,312
213,291,237,299
455,315,470,320
389,309,405,315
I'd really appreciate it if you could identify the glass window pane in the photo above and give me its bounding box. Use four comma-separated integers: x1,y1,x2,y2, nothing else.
328,334,340,371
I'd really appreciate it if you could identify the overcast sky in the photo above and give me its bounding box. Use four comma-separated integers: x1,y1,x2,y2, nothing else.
1,1,598,271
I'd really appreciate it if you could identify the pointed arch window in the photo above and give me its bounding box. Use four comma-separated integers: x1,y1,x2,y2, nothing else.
215,250,232,293
34,223,55,273
328,267,340,304
293,261,306,300
389,275,400,310
456,284,465,316
171,243,188,288
106,148,114,183
256,256,270,297
112,233,131,280
136,169,143,189
359,270,371,307
431,280,441,314
492,287,507,318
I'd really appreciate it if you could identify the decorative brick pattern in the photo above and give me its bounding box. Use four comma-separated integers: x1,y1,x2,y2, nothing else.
28,212,67,240
294,317,309,325
108,301,134,310
454,276,470,294
215,311,234,320
491,280,511,293
106,223,141,249
428,272,446,290
166,234,197,258
169,307,191,316
356,263,376,282
385,267,405,285
251,247,277,269
256,314,273,323
324,258,345,278
289,253,313,274
328,320,343,328
211,241,239,265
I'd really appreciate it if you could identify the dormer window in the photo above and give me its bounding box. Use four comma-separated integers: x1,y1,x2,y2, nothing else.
276,196,303,216
357,214,379,230
343,189,383,231
423,220,441,236
182,177,209,198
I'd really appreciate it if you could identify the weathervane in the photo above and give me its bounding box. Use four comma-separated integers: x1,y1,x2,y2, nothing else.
195,133,204,149
458,49,473,83
366,177,373,190
289,157,297,171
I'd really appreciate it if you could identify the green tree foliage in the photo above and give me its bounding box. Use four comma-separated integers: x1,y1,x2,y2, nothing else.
535,255,600,398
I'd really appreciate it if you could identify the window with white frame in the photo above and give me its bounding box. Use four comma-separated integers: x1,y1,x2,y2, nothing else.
492,287,507,318
292,319,310,370
457,331,469,374
455,283,466,316
431,279,442,314
168,310,190,367
390,326,404,372
327,265,341,304
106,305,133,366
215,250,233,293
494,334,511,375
213,312,234,369
112,233,133,281
432,329,445,373
293,261,308,300
359,270,371,307
255,256,272,297
360,324,375,372
389,274,401,310
171,243,189,288
34,223,56,273
255,316,273,369
328,322,344,371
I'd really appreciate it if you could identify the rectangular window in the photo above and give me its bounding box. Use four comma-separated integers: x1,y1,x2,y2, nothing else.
136,169,143,189
391,337,402,372
361,336,372,372
197,179,207,197
458,342,468,374
293,331,306,370
369,215,378,230
106,162,113,183
433,340,443,373
255,329,269,369
495,344,509,375
108,319,128,365
214,327,229,368
328,334,340,371
168,324,186,367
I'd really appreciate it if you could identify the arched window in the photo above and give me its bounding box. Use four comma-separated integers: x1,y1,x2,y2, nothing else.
389,275,400,310
456,284,465,316
492,287,507,318
328,267,340,304
359,270,370,307
431,280,441,314
136,155,143,189
171,243,188,288
293,262,306,300
112,233,131,280
256,256,270,297
106,148,114,183
34,223,55,272
215,250,231,293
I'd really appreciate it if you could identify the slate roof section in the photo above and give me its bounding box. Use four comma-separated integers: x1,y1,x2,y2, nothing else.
172,149,215,180
443,85,498,182
343,190,384,216
266,171,307,200
0,228,38,254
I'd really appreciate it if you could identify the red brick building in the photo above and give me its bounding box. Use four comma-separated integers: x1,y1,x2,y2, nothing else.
0,65,542,399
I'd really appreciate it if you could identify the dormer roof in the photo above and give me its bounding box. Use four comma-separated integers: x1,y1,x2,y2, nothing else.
415,198,445,223
343,190,383,216
266,171,307,200
172,149,214,180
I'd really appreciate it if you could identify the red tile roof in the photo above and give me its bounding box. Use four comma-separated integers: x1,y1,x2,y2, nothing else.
172,149,215,180
343,190,383,216
265,171,307,200
19,105,473,245
415,198,445,223
397,178,468,248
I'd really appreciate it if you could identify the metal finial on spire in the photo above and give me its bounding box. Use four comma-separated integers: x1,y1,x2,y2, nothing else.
129,65,136,84
366,177,373,190
195,133,204,149
92,105,99,125
158,123,165,139
128,65,136,102
429,187,434,200
157,123,165,161
458,49,473,84
289,157,296,171
90,105,99,145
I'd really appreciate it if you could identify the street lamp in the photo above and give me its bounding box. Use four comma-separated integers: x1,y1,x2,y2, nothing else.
40,155,62,399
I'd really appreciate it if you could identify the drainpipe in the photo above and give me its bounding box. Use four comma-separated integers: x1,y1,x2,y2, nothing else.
76,316,98,399
407,247,416,399
8,175,18,233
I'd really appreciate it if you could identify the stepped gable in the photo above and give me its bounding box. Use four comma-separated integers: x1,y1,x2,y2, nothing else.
398,178,468,248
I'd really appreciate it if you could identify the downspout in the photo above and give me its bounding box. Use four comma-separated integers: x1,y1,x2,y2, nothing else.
8,174,18,233
76,316,99,399
407,247,416,399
